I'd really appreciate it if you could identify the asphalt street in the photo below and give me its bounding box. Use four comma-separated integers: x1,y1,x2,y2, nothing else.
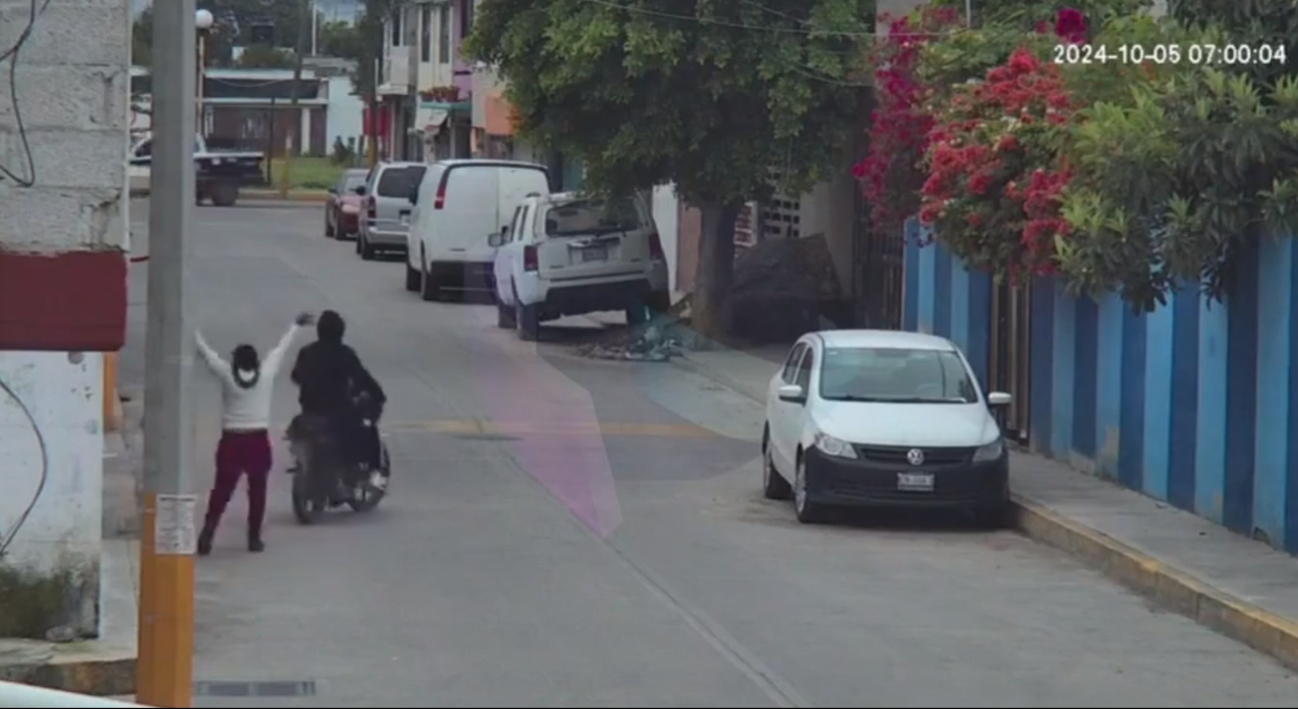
120,200,1298,707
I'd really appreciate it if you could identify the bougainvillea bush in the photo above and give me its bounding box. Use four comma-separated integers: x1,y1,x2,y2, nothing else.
853,6,964,246
918,47,1080,280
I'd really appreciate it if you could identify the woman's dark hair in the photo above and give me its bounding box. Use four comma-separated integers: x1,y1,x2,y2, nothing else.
231,344,261,389
317,310,345,344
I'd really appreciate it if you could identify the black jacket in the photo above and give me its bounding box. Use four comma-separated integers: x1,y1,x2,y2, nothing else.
291,341,386,417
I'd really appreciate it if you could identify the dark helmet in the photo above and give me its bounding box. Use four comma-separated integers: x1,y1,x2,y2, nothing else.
317,310,345,344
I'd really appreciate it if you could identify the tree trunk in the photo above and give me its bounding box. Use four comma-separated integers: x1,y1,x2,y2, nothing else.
691,200,740,346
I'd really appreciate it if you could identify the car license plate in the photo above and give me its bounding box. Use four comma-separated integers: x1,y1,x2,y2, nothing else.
896,472,934,492
581,246,607,262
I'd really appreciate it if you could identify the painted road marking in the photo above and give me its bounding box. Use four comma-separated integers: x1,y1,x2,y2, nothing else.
192,416,719,438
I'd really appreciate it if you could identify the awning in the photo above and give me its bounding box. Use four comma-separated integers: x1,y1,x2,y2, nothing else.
416,107,450,135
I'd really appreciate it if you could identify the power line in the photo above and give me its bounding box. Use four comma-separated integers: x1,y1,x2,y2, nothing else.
0,0,53,187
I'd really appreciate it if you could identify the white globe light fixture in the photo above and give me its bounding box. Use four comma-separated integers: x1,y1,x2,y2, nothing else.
195,9,214,30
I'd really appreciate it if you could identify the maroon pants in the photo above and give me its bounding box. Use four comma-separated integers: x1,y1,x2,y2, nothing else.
203,429,273,536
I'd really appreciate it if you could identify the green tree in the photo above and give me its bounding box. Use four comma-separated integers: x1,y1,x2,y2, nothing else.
349,0,392,99
132,8,153,65
237,44,295,68
463,0,871,339
320,20,365,58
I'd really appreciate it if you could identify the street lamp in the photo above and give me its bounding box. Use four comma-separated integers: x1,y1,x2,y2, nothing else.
195,9,214,135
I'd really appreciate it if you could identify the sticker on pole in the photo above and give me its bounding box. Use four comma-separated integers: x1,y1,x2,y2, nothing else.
154,494,199,555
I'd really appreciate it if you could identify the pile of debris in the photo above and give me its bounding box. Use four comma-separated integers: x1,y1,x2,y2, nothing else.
731,233,843,344
574,296,693,361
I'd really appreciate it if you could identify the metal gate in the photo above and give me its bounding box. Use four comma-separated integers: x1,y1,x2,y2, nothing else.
988,280,1032,443
849,189,905,329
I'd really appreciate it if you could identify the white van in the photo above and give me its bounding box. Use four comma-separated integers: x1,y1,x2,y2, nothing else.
405,159,551,301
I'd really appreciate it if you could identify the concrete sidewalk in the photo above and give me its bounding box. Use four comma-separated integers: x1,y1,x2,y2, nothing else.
0,540,138,695
674,345,1298,673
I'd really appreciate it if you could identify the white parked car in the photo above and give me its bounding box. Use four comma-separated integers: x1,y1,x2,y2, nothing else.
761,330,1012,525
406,159,551,301
489,192,670,340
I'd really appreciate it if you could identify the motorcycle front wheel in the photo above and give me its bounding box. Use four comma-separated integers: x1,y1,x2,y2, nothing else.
346,442,391,513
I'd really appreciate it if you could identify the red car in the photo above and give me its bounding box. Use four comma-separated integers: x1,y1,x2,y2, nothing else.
325,169,370,240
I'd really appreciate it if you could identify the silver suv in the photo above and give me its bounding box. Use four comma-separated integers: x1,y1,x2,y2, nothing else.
357,161,427,260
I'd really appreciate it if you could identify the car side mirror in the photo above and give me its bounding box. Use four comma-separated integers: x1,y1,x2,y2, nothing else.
353,185,366,195
488,232,504,247
327,186,338,195
777,384,805,404
987,391,1012,406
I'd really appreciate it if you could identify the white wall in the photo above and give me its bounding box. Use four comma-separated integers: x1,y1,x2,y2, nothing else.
0,0,129,638
652,185,681,293
0,352,104,637
326,76,365,152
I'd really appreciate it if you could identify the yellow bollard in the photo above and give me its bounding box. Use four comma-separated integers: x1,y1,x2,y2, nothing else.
103,352,121,432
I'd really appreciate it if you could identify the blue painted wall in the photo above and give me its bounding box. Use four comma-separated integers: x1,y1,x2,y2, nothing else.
904,233,1298,555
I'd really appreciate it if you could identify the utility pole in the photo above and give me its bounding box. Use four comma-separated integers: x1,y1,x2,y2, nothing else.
369,57,380,168
137,0,198,705
279,0,311,197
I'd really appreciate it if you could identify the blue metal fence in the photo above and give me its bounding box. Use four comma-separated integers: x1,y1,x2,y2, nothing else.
903,221,1298,553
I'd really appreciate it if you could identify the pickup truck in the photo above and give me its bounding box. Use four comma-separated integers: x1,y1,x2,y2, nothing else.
128,133,266,206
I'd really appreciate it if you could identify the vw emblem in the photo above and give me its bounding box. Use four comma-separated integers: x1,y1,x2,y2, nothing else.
906,448,925,466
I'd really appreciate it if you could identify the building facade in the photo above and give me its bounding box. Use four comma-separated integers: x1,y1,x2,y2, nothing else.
0,0,132,640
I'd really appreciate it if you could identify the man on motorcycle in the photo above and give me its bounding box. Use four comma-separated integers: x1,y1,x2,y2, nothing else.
289,310,387,482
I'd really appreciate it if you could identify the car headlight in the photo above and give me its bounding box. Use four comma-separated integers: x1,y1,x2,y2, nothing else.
972,438,1004,462
813,433,858,459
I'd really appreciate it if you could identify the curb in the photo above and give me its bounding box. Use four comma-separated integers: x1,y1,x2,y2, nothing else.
670,351,1298,672
0,650,136,697
239,190,329,203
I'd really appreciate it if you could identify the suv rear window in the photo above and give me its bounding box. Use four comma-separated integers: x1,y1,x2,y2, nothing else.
376,165,426,197
542,197,643,237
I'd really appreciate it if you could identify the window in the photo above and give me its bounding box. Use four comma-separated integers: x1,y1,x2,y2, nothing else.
338,171,367,193
507,206,524,243
460,0,473,39
818,347,979,404
539,197,644,237
390,9,401,45
404,6,419,47
420,5,432,62
376,165,428,198
438,4,451,62
780,344,806,383
794,349,814,390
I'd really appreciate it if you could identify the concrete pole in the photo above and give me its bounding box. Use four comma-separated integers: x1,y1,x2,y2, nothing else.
279,0,310,197
137,0,198,703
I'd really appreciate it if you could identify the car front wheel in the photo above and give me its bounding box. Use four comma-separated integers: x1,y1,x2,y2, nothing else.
793,456,827,524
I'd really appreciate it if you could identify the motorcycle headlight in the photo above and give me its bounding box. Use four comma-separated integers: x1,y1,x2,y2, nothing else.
814,433,858,459
972,438,1004,462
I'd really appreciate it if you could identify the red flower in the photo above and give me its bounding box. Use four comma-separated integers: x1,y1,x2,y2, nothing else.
1054,8,1088,43
968,172,993,194
919,205,941,224
997,134,1019,151
851,162,867,179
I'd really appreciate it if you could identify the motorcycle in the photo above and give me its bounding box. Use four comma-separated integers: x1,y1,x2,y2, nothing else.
286,406,391,525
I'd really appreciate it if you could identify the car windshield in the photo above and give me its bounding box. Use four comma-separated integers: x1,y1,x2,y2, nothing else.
542,197,642,237
376,165,426,197
818,346,979,404
340,172,367,192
